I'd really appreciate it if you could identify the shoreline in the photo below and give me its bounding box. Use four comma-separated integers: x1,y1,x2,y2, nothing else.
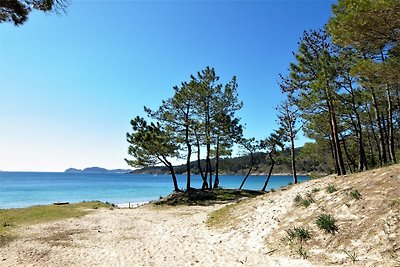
115,201,149,208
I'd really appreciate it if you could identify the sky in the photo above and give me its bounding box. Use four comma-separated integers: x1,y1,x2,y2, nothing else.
0,0,336,172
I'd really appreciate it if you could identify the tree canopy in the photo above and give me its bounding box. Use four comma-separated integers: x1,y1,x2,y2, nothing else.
0,0,68,25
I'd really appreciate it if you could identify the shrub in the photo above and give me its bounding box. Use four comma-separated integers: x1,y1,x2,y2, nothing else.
297,245,308,259
344,250,358,263
311,188,320,193
326,185,337,193
286,227,310,242
288,182,293,186
308,171,322,180
301,198,314,208
2,222,12,227
294,194,303,203
316,214,338,234
294,194,315,208
270,188,276,192
349,190,361,200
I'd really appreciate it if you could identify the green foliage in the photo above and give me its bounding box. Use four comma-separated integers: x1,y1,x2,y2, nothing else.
154,189,264,207
316,214,338,234
0,0,69,26
344,250,358,263
308,172,323,180
328,0,400,51
286,227,311,243
297,245,308,259
294,194,315,208
294,194,303,203
326,185,337,193
312,188,320,193
0,201,112,235
349,189,361,200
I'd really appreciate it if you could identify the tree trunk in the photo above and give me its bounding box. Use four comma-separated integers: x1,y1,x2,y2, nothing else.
163,156,180,192
371,89,387,165
186,142,192,191
213,136,220,189
365,125,377,167
381,51,396,164
385,89,396,163
288,120,298,184
355,112,367,171
348,86,367,171
196,134,208,189
341,134,356,173
326,95,346,175
330,105,346,175
366,105,381,166
239,149,254,190
262,151,275,191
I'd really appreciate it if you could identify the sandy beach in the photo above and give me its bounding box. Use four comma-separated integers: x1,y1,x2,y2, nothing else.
1,199,317,266
1,164,399,266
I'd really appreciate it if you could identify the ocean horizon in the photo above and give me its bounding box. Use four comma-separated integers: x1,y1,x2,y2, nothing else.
0,172,308,209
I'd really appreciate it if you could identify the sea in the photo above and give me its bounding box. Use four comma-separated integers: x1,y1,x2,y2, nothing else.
0,172,308,209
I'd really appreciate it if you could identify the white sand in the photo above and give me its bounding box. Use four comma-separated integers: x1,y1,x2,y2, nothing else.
115,202,149,208
0,201,321,266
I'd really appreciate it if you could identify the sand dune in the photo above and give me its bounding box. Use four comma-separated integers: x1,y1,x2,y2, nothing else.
1,203,316,266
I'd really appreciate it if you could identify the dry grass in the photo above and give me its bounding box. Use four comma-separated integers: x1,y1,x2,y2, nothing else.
209,164,400,266
0,201,113,247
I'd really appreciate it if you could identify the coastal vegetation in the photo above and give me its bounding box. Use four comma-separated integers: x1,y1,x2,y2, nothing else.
0,0,69,25
127,0,400,195
0,201,113,247
154,188,264,206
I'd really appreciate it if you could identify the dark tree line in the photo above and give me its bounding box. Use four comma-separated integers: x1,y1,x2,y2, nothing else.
278,0,400,177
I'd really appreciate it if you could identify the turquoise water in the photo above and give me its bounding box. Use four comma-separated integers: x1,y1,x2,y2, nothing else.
0,172,308,209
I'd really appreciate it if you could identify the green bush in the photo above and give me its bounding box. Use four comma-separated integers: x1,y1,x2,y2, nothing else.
294,194,303,203
326,185,337,193
286,227,310,242
294,194,315,208
349,190,361,200
297,245,308,259
308,171,322,180
301,198,314,208
311,188,320,193
316,214,338,234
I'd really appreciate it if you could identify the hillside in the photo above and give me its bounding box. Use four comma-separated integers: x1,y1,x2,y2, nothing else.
65,167,132,173
133,149,332,175
208,164,400,266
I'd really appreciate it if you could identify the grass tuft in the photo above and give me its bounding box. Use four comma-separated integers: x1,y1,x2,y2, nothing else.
344,250,358,263
206,202,242,228
311,188,320,193
326,185,337,193
297,245,308,259
315,214,338,234
349,190,361,200
286,227,311,243
294,194,315,208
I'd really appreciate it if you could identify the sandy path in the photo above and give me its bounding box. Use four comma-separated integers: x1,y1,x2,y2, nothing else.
0,203,319,267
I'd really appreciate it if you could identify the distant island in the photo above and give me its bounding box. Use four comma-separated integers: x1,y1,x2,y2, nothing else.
64,167,132,174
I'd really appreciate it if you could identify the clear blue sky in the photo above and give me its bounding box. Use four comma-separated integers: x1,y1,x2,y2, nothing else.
0,0,336,172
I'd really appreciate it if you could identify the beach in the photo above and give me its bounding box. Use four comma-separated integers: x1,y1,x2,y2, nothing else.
0,202,316,267
1,164,398,266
